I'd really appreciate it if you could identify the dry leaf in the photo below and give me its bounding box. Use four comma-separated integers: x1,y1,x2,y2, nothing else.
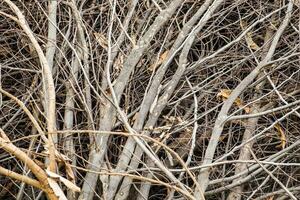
42,148,74,181
20,37,36,56
59,176,80,192
219,135,227,141
48,178,68,200
114,54,124,71
0,45,10,56
159,50,169,61
151,126,172,134
94,32,108,50
217,89,250,113
46,170,81,192
240,20,260,50
274,124,286,149
131,112,139,124
65,163,75,181
246,34,260,50
54,152,74,180
217,89,231,99
243,106,251,114
149,50,169,71
163,115,188,126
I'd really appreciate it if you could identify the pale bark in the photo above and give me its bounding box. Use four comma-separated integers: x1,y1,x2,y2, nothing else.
114,0,225,198
3,0,57,172
80,1,185,199
195,2,294,198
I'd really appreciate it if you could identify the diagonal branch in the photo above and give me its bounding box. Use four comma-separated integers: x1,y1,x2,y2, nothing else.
3,0,57,172
194,1,294,198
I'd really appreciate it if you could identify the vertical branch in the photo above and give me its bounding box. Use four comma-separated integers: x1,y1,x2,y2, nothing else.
45,0,57,73
80,1,184,199
114,0,225,198
3,0,57,172
226,11,276,200
194,1,294,198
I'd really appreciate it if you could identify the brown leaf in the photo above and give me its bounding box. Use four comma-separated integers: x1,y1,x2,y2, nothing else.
65,163,75,181
217,89,250,113
149,50,169,71
94,32,108,50
160,50,169,61
131,112,139,124
274,124,286,149
240,20,260,50
46,170,80,192
42,148,74,181
0,45,10,56
114,54,124,71
217,89,231,99
47,178,68,200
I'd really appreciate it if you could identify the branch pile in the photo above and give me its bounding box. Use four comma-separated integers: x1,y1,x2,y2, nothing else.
0,0,300,199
